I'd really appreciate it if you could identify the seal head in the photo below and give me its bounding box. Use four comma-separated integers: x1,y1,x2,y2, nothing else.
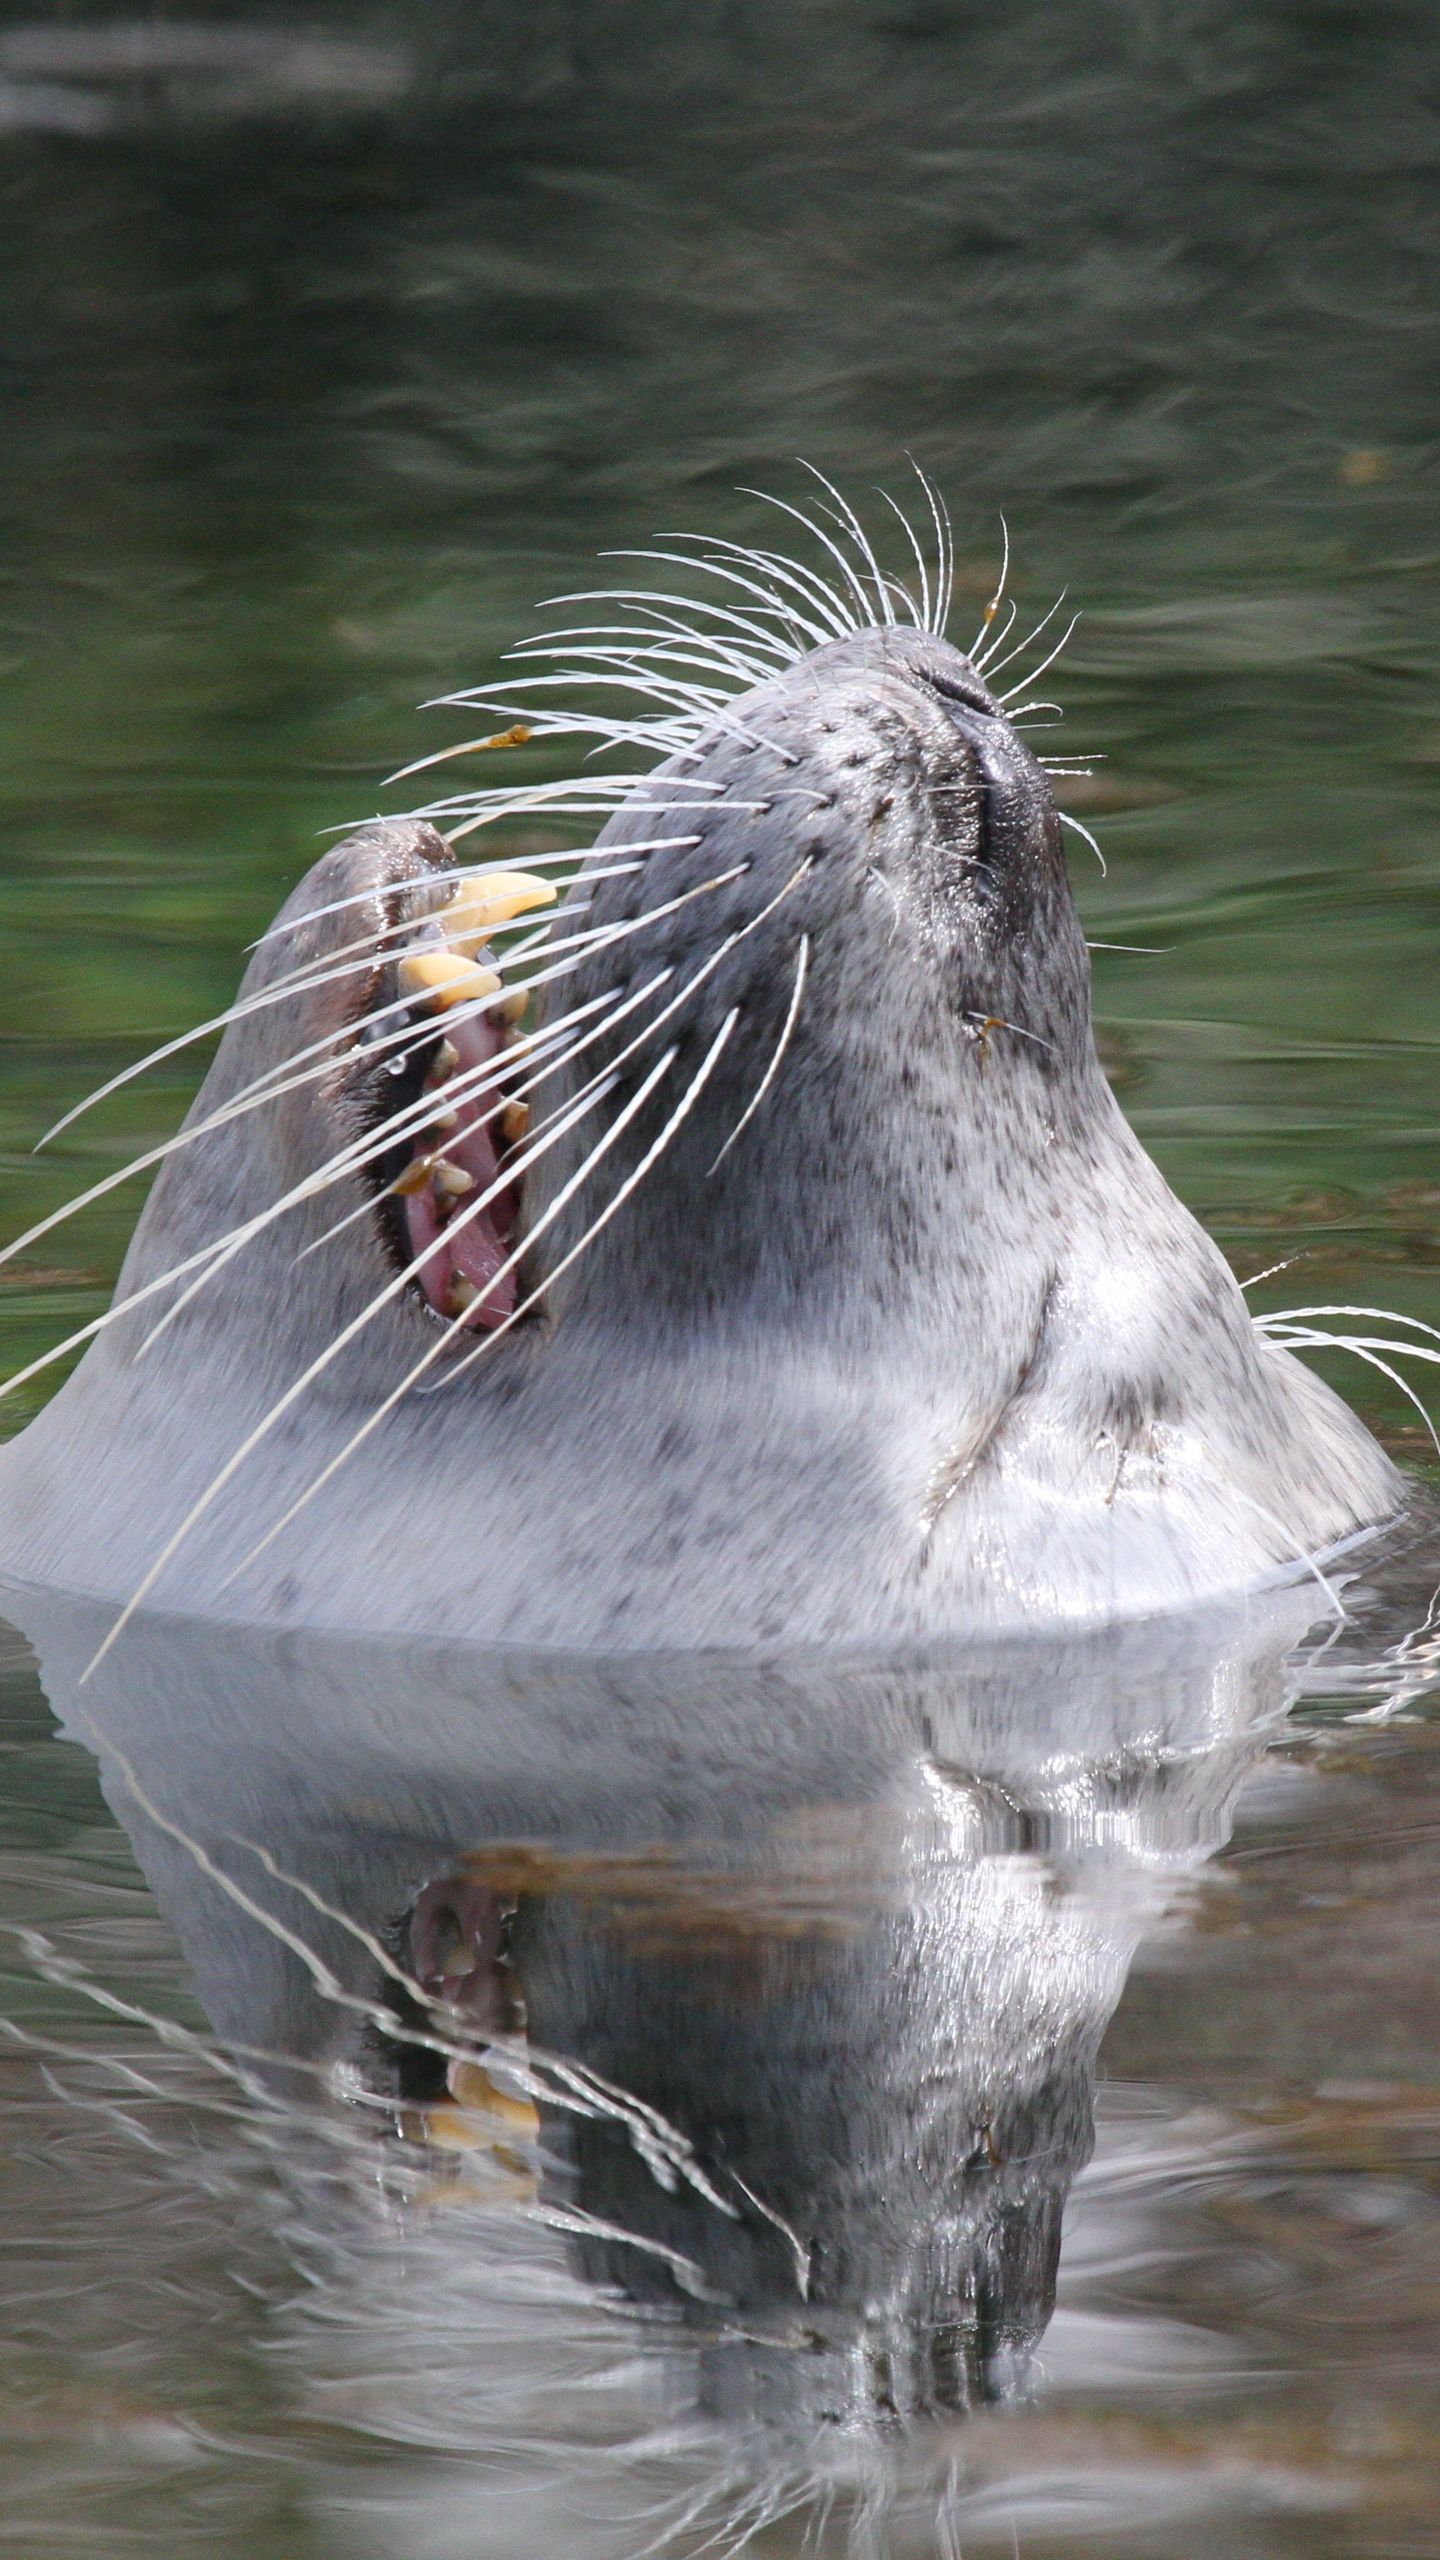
0,583,1405,1645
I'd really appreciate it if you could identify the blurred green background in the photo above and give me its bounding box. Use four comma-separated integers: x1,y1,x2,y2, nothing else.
0,0,1436,1442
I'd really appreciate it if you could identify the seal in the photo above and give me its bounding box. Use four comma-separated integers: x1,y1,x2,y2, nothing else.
0,485,1412,1649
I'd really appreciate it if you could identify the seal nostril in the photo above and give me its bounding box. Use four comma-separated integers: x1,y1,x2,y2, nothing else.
924,666,998,720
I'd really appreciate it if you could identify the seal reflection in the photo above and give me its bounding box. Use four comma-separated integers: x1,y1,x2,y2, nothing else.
3,1574,1327,2516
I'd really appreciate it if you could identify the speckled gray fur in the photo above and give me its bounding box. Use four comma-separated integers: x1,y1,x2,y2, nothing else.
0,626,1404,1642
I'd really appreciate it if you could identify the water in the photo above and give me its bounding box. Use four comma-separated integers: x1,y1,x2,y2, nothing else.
0,3,1438,2551
2,1579,1439,2557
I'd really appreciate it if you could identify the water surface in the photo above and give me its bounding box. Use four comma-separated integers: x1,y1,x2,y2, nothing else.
0,4,1438,2551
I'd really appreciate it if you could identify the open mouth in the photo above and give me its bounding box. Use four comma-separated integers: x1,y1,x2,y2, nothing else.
359,867,557,1333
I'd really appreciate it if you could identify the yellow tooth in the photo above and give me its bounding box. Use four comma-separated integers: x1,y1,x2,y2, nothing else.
398,950,502,1012
423,2103,489,2154
445,870,558,953
444,1273,481,1318
428,1037,460,1080
448,2060,541,2134
501,1101,530,1143
432,1160,474,1199
390,1156,435,1198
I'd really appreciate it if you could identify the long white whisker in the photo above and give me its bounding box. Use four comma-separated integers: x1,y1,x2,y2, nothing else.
1257,1303,1440,1347
446,678,800,771
10,863,737,1352
28,938,407,1156
138,983,639,1355
908,456,952,636
708,937,809,1173
76,1043,652,1677
452,680,722,731
876,487,932,633
697,531,860,639
974,596,1017,667
619,544,842,647
1056,810,1107,875
493,856,811,1202
998,611,1080,702
301,847,807,1284
1261,1332,1440,1457
161,849,809,1396
536,584,801,666
213,1045,686,1588
250,854,646,954
502,654,733,704
439,1009,741,1398
1240,1254,1309,1293
981,587,1069,685
524,649,761,704
216,855,747,1165
294,971,677,1266
513,619,780,687
1229,1483,1350,1621
395,768,719,820
201,874,697,1138
588,548,829,649
743,490,879,630
969,514,1010,656
795,463,897,626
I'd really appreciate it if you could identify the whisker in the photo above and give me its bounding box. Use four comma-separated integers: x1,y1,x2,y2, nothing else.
439,1007,742,1398
981,587,1069,685
295,971,677,1266
250,854,650,952
209,1045,686,1594
137,983,636,1357
695,531,859,640
743,488,882,631
137,846,808,1399
876,486,933,633
907,455,954,636
1224,1484,1349,1623
447,678,800,771
77,1040,655,1676
7,861,738,1330
1257,1302,1440,1349
615,544,841,647
708,936,809,1173
1239,1253,1309,1292
974,597,1016,668
997,611,1080,702
1259,1329,1440,1458
795,462,898,626
969,514,1010,657
29,941,398,1156
513,617,783,687
537,584,802,666
1057,810,1107,874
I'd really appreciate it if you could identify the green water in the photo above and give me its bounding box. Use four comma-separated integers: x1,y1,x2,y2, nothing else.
0,5,1438,2553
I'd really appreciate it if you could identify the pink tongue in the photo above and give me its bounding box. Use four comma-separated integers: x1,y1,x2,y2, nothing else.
403,1007,518,1329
